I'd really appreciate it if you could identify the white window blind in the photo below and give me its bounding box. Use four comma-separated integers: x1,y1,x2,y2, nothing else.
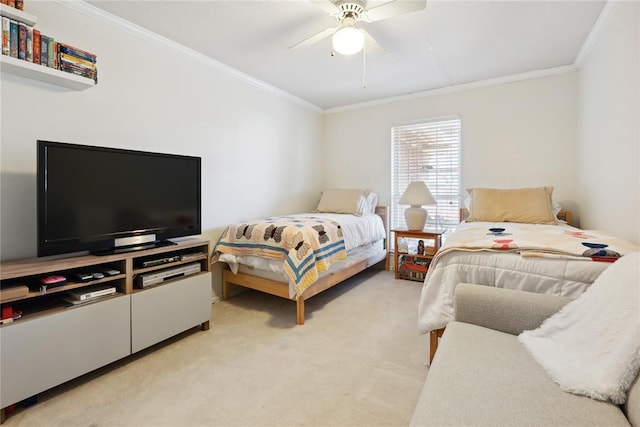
391,117,461,238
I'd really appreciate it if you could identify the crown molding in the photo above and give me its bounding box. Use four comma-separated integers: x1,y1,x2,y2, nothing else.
323,1,617,114
54,0,322,113
324,65,577,114
574,0,620,68
55,0,610,115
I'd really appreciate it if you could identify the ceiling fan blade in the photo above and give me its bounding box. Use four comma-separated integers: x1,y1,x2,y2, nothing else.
308,0,340,16
289,26,338,50
362,29,384,56
362,0,427,23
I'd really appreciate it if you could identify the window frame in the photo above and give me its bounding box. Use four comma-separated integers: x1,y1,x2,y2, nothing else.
390,116,462,242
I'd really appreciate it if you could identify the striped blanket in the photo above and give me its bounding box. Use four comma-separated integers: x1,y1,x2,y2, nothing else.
215,215,346,296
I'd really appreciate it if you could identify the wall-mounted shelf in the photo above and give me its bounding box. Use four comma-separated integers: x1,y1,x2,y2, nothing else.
0,4,37,26
1,55,95,90
0,4,96,90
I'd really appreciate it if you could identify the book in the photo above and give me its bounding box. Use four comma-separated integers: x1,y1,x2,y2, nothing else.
59,43,96,63
17,22,24,60
59,56,96,72
25,25,31,62
60,52,96,69
32,28,39,64
47,37,55,68
40,34,47,66
59,59,96,76
1,17,8,56
59,62,97,80
9,19,16,58
66,285,116,301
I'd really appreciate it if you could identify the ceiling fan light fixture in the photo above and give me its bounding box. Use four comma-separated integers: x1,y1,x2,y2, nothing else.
332,26,364,55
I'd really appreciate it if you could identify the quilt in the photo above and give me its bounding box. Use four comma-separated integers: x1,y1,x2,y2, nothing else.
216,215,346,296
417,222,640,334
435,222,637,262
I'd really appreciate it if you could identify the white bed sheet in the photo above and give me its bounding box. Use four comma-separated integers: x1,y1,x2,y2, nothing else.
236,240,386,285
417,221,611,335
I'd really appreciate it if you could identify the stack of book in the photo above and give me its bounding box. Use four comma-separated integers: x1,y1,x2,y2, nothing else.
58,42,97,82
1,2,98,83
1,0,24,11
64,285,116,306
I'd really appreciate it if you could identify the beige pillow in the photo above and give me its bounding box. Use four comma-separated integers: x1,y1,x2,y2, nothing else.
466,187,557,224
317,189,368,215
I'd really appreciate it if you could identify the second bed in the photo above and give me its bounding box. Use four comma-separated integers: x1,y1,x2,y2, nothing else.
215,192,388,325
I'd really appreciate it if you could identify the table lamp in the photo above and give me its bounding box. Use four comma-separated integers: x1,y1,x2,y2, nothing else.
399,181,435,230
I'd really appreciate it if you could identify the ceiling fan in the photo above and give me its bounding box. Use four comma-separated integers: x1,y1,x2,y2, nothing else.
290,0,427,56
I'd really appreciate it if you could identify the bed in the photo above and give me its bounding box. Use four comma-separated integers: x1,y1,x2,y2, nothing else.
418,187,639,362
214,189,388,325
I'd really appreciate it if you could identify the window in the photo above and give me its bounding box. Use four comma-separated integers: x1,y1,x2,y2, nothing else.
391,117,461,238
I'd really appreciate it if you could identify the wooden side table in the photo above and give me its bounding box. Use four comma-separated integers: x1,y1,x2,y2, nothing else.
392,229,443,280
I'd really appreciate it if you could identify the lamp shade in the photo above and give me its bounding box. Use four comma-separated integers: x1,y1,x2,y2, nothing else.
332,27,364,55
399,181,435,207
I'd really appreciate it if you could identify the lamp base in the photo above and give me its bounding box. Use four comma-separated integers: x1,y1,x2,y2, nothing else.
405,207,427,230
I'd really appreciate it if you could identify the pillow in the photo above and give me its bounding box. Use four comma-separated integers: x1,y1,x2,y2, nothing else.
364,192,378,214
465,187,557,224
464,196,562,217
317,189,369,215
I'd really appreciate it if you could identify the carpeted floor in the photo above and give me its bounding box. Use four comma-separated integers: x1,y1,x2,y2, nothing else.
4,269,429,426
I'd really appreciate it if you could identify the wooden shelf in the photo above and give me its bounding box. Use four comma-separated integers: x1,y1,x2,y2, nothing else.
0,239,212,421
0,4,37,26
0,275,127,305
1,55,96,90
392,229,443,280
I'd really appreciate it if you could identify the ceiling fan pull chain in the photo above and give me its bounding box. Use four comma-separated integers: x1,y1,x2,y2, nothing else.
362,44,367,88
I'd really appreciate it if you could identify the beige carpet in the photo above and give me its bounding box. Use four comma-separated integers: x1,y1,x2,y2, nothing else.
5,269,429,426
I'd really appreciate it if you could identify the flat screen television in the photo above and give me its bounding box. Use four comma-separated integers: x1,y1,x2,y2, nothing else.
37,140,202,257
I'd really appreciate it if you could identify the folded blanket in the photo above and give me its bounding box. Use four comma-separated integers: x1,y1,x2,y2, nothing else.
519,252,640,403
216,215,346,296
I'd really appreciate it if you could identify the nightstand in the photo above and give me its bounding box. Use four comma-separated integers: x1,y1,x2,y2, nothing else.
392,229,443,281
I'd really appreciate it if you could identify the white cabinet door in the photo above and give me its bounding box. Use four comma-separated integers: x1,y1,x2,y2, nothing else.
0,295,131,407
131,272,212,353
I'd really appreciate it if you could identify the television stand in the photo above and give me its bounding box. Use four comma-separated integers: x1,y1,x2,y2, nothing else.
0,238,211,423
91,239,176,256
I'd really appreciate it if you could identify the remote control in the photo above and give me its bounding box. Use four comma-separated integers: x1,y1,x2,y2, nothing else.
101,268,120,276
73,272,94,282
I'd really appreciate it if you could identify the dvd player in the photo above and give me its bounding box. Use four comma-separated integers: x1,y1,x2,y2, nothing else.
136,263,201,288
142,256,180,268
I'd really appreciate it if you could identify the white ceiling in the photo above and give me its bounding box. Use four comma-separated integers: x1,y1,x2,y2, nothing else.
86,0,606,110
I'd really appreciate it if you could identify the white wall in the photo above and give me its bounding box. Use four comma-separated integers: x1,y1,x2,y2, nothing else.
323,72,579,215
0,1,323,273
577,1,640,244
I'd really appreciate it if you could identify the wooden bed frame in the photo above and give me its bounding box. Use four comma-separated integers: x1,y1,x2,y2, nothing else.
220,206,389,325
429,208,574,363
